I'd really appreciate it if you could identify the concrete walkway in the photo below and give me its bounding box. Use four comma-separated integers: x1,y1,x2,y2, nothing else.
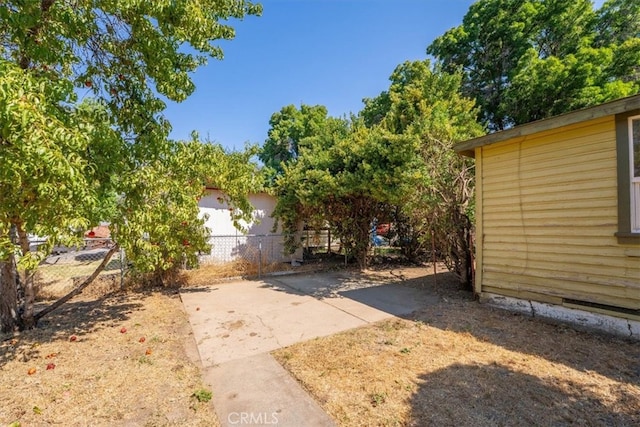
181,270,438,427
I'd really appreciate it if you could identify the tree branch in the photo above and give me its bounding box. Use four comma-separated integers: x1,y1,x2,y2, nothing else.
34,244,119,323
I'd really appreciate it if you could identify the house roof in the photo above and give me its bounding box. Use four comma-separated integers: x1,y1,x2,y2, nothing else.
454,94,640,157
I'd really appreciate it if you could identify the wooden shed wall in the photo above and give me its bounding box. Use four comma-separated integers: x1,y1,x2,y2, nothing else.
476,116,640,315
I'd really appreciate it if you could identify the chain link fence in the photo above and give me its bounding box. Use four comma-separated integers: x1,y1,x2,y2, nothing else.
31,238,126,299
301,228,342,255
200,234,298,265
195,234,302,278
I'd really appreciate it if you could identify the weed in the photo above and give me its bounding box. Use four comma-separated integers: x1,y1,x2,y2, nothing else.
192,389,212,403
369,392,386,407
138,355,152,365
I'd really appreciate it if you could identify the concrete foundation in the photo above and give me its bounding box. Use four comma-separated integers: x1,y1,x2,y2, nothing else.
482,293,639,341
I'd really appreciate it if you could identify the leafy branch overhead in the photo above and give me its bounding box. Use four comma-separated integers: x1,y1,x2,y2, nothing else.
1,0,262,145
427,0,640,130
0,0,262,332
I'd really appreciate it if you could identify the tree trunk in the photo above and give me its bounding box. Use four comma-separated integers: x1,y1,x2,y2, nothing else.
1,224,23,334
16,226,36,329
352,199,371,270
0,256,20,334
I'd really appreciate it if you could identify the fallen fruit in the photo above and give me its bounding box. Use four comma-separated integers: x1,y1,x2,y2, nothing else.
46,363,55,370
145,348,152,355
27,368,36,375
69,335,77,342
196,307,200,311
139,337,146,343
84,80,92,88
120,327,127,334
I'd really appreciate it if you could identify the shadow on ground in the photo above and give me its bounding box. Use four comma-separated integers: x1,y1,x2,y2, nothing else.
258,267,457,320
0,290,164,368
409,362,639,426
408,287,640,385
264,266,639,386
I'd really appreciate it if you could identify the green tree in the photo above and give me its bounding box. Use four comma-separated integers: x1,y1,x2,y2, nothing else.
503,43,640,124
0,60,123,330
0,0,262,332
259,104,331,181
1,0,261,150
427,0,546,130
427,0,639,130
115,140,259,275
272,116,420,269
595,0,640,46
362,60,484,287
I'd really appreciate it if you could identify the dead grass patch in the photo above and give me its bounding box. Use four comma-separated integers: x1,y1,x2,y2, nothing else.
0,289,219,426
273,269,640,426
184,259,292,286
183,257,337,287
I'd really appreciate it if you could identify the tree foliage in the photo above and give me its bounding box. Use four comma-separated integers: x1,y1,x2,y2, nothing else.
427,0,640,130
0,0,261,333
0,60,120,265
259,104,331,181
115,140,259,278
595,0,640,47
1,0,261,151
362,60,484,286
271,114,420,269
266,61,483,278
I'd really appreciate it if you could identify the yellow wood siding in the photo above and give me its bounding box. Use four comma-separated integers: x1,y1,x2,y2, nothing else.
477,116,640,313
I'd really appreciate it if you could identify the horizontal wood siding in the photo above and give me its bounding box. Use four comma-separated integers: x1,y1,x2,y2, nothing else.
479,116,640,312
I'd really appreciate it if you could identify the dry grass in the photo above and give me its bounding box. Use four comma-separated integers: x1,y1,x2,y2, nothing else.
183,257,334,287
0,285,220,426
183,259,291,286
34,257,124,301
273,269,640,426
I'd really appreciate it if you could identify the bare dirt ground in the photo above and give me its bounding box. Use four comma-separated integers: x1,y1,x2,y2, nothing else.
273,266,640,427
0,282,220,426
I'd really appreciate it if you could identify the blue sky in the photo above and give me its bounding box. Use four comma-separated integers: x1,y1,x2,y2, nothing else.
164,0,606,151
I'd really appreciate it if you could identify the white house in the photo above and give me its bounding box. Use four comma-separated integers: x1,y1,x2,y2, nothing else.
198,188,302,264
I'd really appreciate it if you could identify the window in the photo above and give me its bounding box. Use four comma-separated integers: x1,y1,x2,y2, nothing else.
630,116,640,233
616,111,640,243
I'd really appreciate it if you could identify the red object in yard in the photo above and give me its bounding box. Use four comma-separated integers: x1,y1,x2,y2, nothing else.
85,225,110,239
376,223,391,236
